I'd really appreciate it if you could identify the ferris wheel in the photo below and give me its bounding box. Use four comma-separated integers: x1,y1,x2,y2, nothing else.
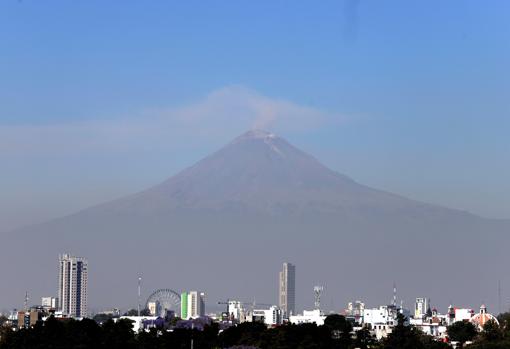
145,288,181,317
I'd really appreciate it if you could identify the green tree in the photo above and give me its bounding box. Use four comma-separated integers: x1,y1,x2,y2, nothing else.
123,308,150,316
352,327,378,349
447,321,478,347
266,323,332,349
324,314,352,348
137,327,159,349
218,322,267,348
159,327,193,348
101,318,137,349
482,319,503,342
93,313,113,324
497,312,510,337
418,333,450,349
381,313,425,349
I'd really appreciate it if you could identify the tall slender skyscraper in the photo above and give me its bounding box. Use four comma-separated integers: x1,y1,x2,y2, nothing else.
58,254,88,318
279,262,295,317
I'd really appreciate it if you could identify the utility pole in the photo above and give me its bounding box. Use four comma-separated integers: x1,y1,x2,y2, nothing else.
498,280,502,315
191,322,194,349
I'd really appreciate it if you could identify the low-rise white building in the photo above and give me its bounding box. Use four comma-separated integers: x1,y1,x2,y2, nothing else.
446,305,474,325
410,304,500,341
41,297,59,310
410,310,448,339
289,309,326,326
246,306,282,326
345,301,365,324
362,305,410,340
118,316,158,332
147,302,158,316
227,301,246,322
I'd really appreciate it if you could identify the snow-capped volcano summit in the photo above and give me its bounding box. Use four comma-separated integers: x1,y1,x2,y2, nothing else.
232,129,277,141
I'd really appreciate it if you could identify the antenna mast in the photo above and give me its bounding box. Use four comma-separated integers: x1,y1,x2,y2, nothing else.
138,275,142,316
314,285,324,310
498,280,502,315
393,282,397,307
24,291,29,312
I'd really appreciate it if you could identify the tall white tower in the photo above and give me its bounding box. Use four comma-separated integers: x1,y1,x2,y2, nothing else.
279,262,296,317
58,254,88,318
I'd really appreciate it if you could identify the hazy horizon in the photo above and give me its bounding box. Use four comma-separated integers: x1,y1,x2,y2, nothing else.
1,129,508,315
4,123,509,232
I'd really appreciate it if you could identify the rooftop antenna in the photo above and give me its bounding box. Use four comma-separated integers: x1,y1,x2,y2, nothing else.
138,275,142,316
393,282,397,307
314,285,324,310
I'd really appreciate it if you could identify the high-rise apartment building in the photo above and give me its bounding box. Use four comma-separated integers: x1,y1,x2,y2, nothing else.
58,254,88,318
180,292,188,319
186,291,205,318
279,262,295,317
179,290,205,319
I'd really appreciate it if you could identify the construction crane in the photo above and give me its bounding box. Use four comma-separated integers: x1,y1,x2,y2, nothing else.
246,297,272,310
217,299,234,315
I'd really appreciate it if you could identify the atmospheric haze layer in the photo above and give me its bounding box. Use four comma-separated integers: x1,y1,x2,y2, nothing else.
2,130,508,313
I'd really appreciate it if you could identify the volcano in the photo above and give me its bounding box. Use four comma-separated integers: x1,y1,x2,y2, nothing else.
2,130,508,313
69,130,475,218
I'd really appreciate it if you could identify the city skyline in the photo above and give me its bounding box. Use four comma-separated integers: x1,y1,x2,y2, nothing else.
9,254,503,323
4,255,504,348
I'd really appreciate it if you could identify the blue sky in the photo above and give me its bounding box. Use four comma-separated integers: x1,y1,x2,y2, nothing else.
1,0,509,231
